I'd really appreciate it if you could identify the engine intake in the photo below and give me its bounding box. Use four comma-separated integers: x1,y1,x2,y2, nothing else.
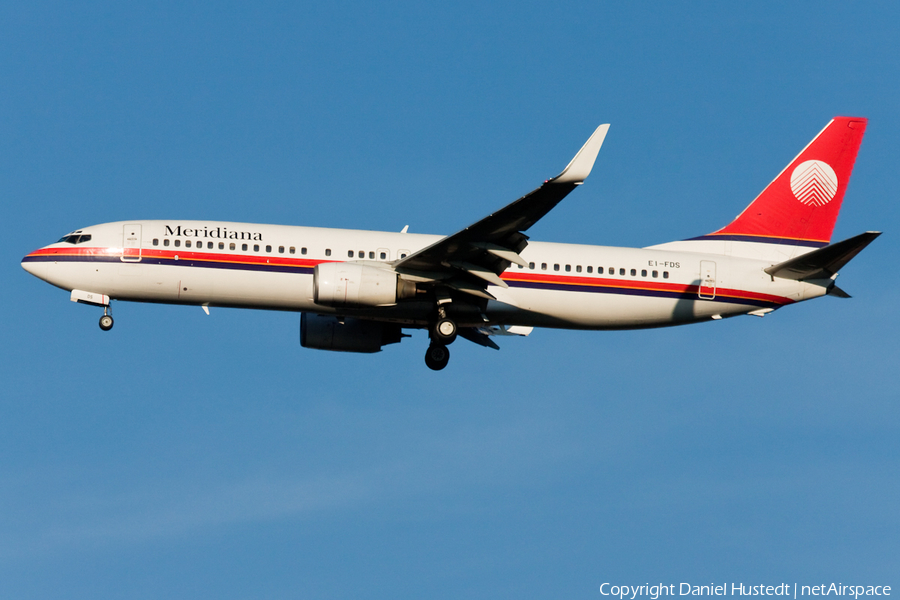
313,262,415,307
300,313,404,353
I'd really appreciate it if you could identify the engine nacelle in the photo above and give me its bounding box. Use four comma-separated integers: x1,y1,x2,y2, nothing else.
300,313,403,353
313,262,415,307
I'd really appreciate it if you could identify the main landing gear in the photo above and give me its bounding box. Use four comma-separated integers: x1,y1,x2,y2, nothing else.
432,317,457,345
424,304,457,371
99,305,114,331
424,343,450,371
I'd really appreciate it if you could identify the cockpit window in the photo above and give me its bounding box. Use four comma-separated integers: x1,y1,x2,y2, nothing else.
57,234,92,244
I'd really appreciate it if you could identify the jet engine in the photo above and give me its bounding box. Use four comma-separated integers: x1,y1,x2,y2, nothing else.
300,313,404,353
313,263,416,307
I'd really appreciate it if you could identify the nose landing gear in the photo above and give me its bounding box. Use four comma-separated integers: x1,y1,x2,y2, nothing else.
99,306,114,331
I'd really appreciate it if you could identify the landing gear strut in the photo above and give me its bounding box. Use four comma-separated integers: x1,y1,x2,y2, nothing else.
424,343,450,371
99,305,114,331
425,294,455,370
430,300,458,345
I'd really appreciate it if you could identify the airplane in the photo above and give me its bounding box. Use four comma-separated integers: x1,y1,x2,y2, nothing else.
22,117,880,370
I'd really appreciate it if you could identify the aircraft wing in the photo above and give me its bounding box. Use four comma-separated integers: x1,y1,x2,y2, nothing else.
393,124,609,294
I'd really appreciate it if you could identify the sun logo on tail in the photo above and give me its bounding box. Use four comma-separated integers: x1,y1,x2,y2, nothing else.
790,160,838,206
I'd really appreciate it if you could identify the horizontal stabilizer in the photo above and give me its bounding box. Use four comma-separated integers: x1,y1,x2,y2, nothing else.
765,231,881,280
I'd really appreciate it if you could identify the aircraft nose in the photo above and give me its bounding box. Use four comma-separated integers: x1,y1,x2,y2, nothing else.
21,250,46,278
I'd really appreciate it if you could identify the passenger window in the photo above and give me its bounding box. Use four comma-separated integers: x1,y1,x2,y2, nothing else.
554,264,560,271
230,243,235,250
587,266,593,273
619,268,625,276
596,267,602,274
185,240,192,248
379,251,386,259
279,246,284,254
207,242,213,249
164,239,170,247
152,239,159,246
630,269,636,276
348,250,354,257
541,263,547,270
254,244,260,252
325,249,331,256
529,262,535,269
369,251,375,259
652,270,658,278
289,247,296,254
663,271,669,279
174,239,181,247
242,243,248,251
518,263,524,269
565,265,571,272
400,253,406,258
641,269,647,277
266,245,272,253
576,265,581,273
301,247,307,255
358,250,364,258
219,242,224,250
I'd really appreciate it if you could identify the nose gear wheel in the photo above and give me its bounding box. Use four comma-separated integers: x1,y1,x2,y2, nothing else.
99,305,114,331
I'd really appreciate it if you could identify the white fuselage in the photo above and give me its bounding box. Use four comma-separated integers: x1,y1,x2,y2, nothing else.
22,220,827,330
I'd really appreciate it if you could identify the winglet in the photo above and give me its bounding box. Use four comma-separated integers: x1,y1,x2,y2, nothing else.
552,124,610,184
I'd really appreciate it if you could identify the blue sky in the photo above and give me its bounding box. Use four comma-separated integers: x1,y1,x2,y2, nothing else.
2,2,898,598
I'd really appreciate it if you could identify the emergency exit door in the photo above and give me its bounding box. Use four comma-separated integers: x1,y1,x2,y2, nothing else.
698,260,716,299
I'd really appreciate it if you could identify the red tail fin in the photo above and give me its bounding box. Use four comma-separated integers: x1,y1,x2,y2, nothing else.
703,117,867,247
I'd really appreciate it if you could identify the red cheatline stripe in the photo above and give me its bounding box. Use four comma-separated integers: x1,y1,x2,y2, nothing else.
501,272,791,305
26,246,323,268
27,247,793,305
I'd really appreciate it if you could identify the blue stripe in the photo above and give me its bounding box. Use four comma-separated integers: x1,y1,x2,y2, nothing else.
684,234,827,248
25,254,780,308
506,279,780,308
